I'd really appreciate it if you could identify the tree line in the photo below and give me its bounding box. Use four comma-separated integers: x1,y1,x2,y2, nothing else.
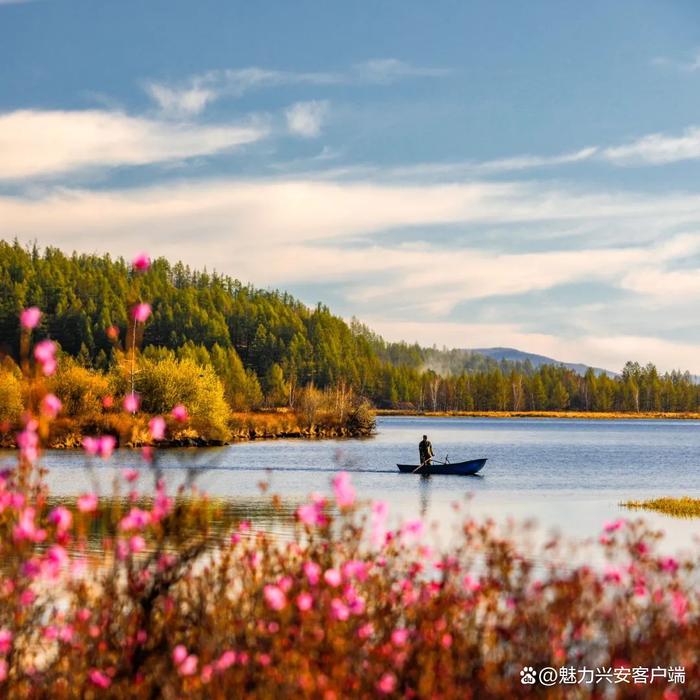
1,240,698,413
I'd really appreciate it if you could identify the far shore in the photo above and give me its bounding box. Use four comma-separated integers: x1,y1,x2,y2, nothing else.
376,409,700,420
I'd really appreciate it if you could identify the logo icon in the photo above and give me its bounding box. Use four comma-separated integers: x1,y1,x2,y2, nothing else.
520,666,537,685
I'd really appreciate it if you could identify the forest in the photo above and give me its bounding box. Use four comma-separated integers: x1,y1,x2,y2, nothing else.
1,240,699,418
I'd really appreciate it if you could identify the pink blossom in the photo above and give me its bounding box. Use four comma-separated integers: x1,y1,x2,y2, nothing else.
88,670,111,689
17,423,39,462
13,507,46,543
171,403,189,422
342,559,369,581
82,435,116,459
332,471,356,508
263,584,287,611
216,650,237,671
296,500,327,526
671,591,688,623
660,556,679,573
132,303,152,323
132,253,151,271
20,307,41,330
19,590,36,607
77,492,98,513
391,628,409,646
330,598,349,621
33,339,57,375
377,672,397,694
43,545,69,578
115,540,129,561
0,629,13,654
122,468,140,483
201,664,213,683
179,655,198,676
149,416,166,440
401,519,424,542
172,645,188,665
463,575,481,592
371,500,389,547
119,507,151,531
40,394,62,418
130,535,146,554
303,561,321,585
603,518,625,533
296,592,313,611
603,567,622,584
123,393,140,413
324,568,342,587
358,622,374,640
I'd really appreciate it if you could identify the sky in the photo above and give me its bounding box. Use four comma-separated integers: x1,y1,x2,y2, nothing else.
2,1,700,372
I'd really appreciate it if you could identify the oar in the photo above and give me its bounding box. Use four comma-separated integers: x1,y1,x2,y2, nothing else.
412,457,445,473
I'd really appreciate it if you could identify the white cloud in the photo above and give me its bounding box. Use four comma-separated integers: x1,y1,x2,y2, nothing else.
0,109,267,180
144,59,448,114
652,50,700,73
145,83,216,118
603,126,700,165
285,100,329,138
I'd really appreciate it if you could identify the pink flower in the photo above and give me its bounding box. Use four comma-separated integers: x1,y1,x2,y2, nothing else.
20,307,41,330
179,655,198,676
17,423,39,462
13,507,46,543
342,560,369,582
0,629,13,654
129,535,146,554
296,500,327,526
201,664,213,683
82,435,116,459
216,650,237,671
304,561,321,585
123,393,140,413
132,253,151,271
172,645,188,665
671,591,688,623
43,544,69,578
391,628,409,646
40,394,62,418
33,339,57,375
88,670,111,689
122,468,140,483
660,556,679,573
324,568,342,587
171,403,189,422
377,672,397,694
330,598,349,621
119,507,151,531
463,575,481,592
332,471,356,508
296,592,313,611
603,518,625,533
263,584,287,611
77,492,98,513
149,416,166,440
132,303,152,323
371,500,389,547
358,622,374,640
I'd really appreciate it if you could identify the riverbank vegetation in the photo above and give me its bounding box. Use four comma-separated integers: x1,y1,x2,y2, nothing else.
622,497,700,519
1,241,699,427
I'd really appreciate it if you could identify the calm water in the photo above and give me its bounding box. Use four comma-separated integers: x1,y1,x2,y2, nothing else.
3,416,700,552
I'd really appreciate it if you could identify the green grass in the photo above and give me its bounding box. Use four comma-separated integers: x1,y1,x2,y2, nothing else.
620,496,700,518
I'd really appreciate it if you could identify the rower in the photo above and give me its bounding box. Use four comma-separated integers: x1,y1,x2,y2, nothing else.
419,435,434,466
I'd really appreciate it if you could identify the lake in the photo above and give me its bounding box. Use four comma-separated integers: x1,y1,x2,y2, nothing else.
4,416,700,554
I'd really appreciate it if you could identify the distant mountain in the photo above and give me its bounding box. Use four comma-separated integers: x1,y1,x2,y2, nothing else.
468,347,617,378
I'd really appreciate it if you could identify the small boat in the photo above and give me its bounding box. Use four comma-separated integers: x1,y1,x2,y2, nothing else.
396,458,487,476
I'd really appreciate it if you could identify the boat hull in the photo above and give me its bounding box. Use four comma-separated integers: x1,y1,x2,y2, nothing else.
396,458,487,475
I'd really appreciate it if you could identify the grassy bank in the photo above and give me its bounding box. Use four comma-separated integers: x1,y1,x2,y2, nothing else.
0,405,376,449
377,409,700,420
621,497,700,518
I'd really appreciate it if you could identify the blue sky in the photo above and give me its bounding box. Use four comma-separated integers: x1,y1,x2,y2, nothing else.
3,1,700,372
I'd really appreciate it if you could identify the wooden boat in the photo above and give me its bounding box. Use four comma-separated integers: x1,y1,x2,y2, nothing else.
396,458,487,476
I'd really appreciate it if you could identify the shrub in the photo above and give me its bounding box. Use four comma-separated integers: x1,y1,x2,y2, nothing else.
49,361,110,417
0,370,23,424
136,357,231,441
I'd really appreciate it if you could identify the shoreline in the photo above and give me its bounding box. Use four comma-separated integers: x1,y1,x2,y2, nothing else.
375,409,700,420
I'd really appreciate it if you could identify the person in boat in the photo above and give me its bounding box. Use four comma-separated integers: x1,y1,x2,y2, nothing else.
419,435,434,466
